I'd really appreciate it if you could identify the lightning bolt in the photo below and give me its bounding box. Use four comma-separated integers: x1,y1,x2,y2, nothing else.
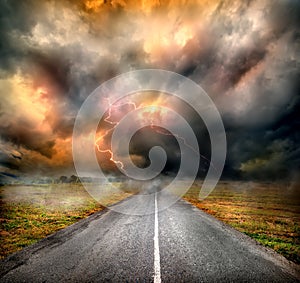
95,99,216,172
95,99,137,170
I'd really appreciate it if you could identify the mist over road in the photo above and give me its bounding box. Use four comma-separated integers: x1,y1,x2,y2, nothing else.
1,190,299,282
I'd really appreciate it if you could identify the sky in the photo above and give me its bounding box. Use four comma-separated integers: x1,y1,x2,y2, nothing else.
0,0,299,182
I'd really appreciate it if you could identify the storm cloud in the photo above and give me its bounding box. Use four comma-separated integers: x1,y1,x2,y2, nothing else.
0,0,299,181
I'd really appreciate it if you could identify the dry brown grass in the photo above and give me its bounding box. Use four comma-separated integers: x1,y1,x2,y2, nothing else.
183,181,300,264
0,183,131,259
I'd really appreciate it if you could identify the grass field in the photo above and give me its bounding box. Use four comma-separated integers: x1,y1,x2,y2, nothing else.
0,183,131,259
184,181,300,264
1,181,299,264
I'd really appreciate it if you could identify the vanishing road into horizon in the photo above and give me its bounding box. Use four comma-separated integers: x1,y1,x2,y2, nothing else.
1,190,299,282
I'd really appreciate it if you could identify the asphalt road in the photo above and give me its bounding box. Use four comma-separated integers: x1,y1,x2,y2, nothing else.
1,190,299,282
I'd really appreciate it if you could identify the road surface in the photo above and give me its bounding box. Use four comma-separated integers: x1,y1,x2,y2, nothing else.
1,190,299,282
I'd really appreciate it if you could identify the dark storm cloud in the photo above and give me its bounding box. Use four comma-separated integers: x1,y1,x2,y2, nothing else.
223,91,300,180
129,127,181,173
184,1,298,91
188,3,296,81
168,0,300,179
0,157,20,171
0,121,56,158
0,0,130,175
0,145,22,174
267,0,300,36
28,51,71,95
0,0,299,180
220,49,266,88
0,0,41,77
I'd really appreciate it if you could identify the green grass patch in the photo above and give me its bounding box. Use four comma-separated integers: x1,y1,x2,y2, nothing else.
0,184,131,259
183,181,300,264
0,201,103,258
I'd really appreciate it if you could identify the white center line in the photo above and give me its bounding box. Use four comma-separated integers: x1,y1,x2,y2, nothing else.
154,193,161,283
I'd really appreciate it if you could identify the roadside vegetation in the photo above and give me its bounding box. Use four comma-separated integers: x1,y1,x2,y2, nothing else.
184,181,300,264
1,181,299,264
0,183,131,259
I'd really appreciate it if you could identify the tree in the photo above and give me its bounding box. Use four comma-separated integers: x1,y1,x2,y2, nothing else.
59,176,68,183
69,175,79,183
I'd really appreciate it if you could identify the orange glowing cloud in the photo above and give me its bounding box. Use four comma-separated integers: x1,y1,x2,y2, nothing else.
1,0,298,180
